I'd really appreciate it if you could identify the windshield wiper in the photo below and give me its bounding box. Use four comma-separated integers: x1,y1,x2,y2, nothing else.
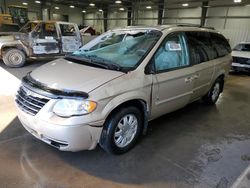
65,54,123,72
85,55,122,71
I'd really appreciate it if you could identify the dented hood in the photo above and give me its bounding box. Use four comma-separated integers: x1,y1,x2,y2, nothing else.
30,58,125,93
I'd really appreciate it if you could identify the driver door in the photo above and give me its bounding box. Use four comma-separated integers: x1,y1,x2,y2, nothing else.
30,22,60,55
150,33,196,119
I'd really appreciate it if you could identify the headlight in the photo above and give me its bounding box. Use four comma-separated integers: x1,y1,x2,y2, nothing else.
53,99,97,117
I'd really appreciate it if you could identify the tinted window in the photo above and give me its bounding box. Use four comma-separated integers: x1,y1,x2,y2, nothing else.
211,33,231,57
154,33,189,72
185,32,217,64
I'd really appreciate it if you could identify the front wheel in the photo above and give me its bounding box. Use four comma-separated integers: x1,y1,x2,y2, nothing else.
99,106,143,154
3,49,26,68
202,78,223,105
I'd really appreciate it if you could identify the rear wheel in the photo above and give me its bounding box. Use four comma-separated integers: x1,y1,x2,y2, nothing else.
202,78,223,105
3,48,26,68
100,106,143,154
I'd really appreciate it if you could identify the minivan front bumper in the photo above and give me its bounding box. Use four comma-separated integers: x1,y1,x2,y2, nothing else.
16,108,103,152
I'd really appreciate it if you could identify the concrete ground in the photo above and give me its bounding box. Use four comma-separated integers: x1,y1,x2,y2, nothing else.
0,60,250,188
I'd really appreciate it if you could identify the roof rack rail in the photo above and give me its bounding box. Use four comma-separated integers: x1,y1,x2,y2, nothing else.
176,23,215,30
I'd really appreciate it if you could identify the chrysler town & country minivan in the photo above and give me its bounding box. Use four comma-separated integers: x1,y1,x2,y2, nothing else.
15,25,232,154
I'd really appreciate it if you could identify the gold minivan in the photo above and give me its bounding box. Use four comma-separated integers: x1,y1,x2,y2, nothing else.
15,25,232,154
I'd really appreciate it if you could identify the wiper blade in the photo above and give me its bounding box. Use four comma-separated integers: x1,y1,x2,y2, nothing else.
65,55,108,69
106,63,122,71
65,55,123,71
86,55,123,71
67,54,123,72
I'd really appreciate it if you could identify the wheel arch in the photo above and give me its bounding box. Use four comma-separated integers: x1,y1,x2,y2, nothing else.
216,74,225,92
1,44,28,57
103,98,149,135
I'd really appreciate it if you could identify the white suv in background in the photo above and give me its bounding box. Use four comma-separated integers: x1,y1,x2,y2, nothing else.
232,42,250,72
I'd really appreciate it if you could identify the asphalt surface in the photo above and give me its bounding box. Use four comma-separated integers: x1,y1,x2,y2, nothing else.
0,59,250,188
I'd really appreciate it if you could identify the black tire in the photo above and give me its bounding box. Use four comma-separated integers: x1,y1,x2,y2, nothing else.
99,106,143,154
202,78,223,105
3,48,26,68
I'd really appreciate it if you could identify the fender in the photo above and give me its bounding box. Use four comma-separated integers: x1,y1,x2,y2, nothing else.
0,40,29,57
101,90,151,134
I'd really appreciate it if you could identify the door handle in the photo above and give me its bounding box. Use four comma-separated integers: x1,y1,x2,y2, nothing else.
193,74,200,79
185,77,192,83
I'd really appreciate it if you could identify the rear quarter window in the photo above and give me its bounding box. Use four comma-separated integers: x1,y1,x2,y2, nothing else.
210,33,231,57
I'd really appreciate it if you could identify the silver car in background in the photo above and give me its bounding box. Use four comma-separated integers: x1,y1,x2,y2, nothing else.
15,25,232,154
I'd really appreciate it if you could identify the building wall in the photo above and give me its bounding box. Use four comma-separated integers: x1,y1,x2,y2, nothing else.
163,7,202,25
83,13,104,33
0,0,83,25
107,11,127,30
206,6,250,47
134,10,158,26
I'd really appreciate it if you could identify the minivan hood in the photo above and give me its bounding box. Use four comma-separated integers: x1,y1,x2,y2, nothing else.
30,58,125,93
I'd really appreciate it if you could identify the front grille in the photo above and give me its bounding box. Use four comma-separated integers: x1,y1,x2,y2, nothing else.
15,86,49,116
233,56,250,65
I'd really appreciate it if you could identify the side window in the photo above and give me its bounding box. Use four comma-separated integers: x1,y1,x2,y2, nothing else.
211,33,231,57
59,24,77,36
154,33,188,72
44,23,57,38
185,32,217,64
31,23,57,39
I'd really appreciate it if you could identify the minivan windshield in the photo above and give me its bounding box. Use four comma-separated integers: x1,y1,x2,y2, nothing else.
233,43,250,52
70,29,162,72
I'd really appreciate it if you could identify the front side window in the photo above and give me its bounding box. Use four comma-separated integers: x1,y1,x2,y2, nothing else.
153,33,188,72
31,23,58,39
70,29,162,72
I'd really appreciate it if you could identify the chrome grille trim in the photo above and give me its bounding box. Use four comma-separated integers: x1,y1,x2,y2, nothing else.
15,86,50,116
233,56,250,65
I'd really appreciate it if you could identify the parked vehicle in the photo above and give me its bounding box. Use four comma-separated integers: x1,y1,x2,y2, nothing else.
15,25,232,154
0,13,20,32
231,42,250,72
0,21,82,67
0,5,28,29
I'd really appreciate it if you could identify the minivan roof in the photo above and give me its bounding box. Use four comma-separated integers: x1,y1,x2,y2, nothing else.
119,24,218,33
